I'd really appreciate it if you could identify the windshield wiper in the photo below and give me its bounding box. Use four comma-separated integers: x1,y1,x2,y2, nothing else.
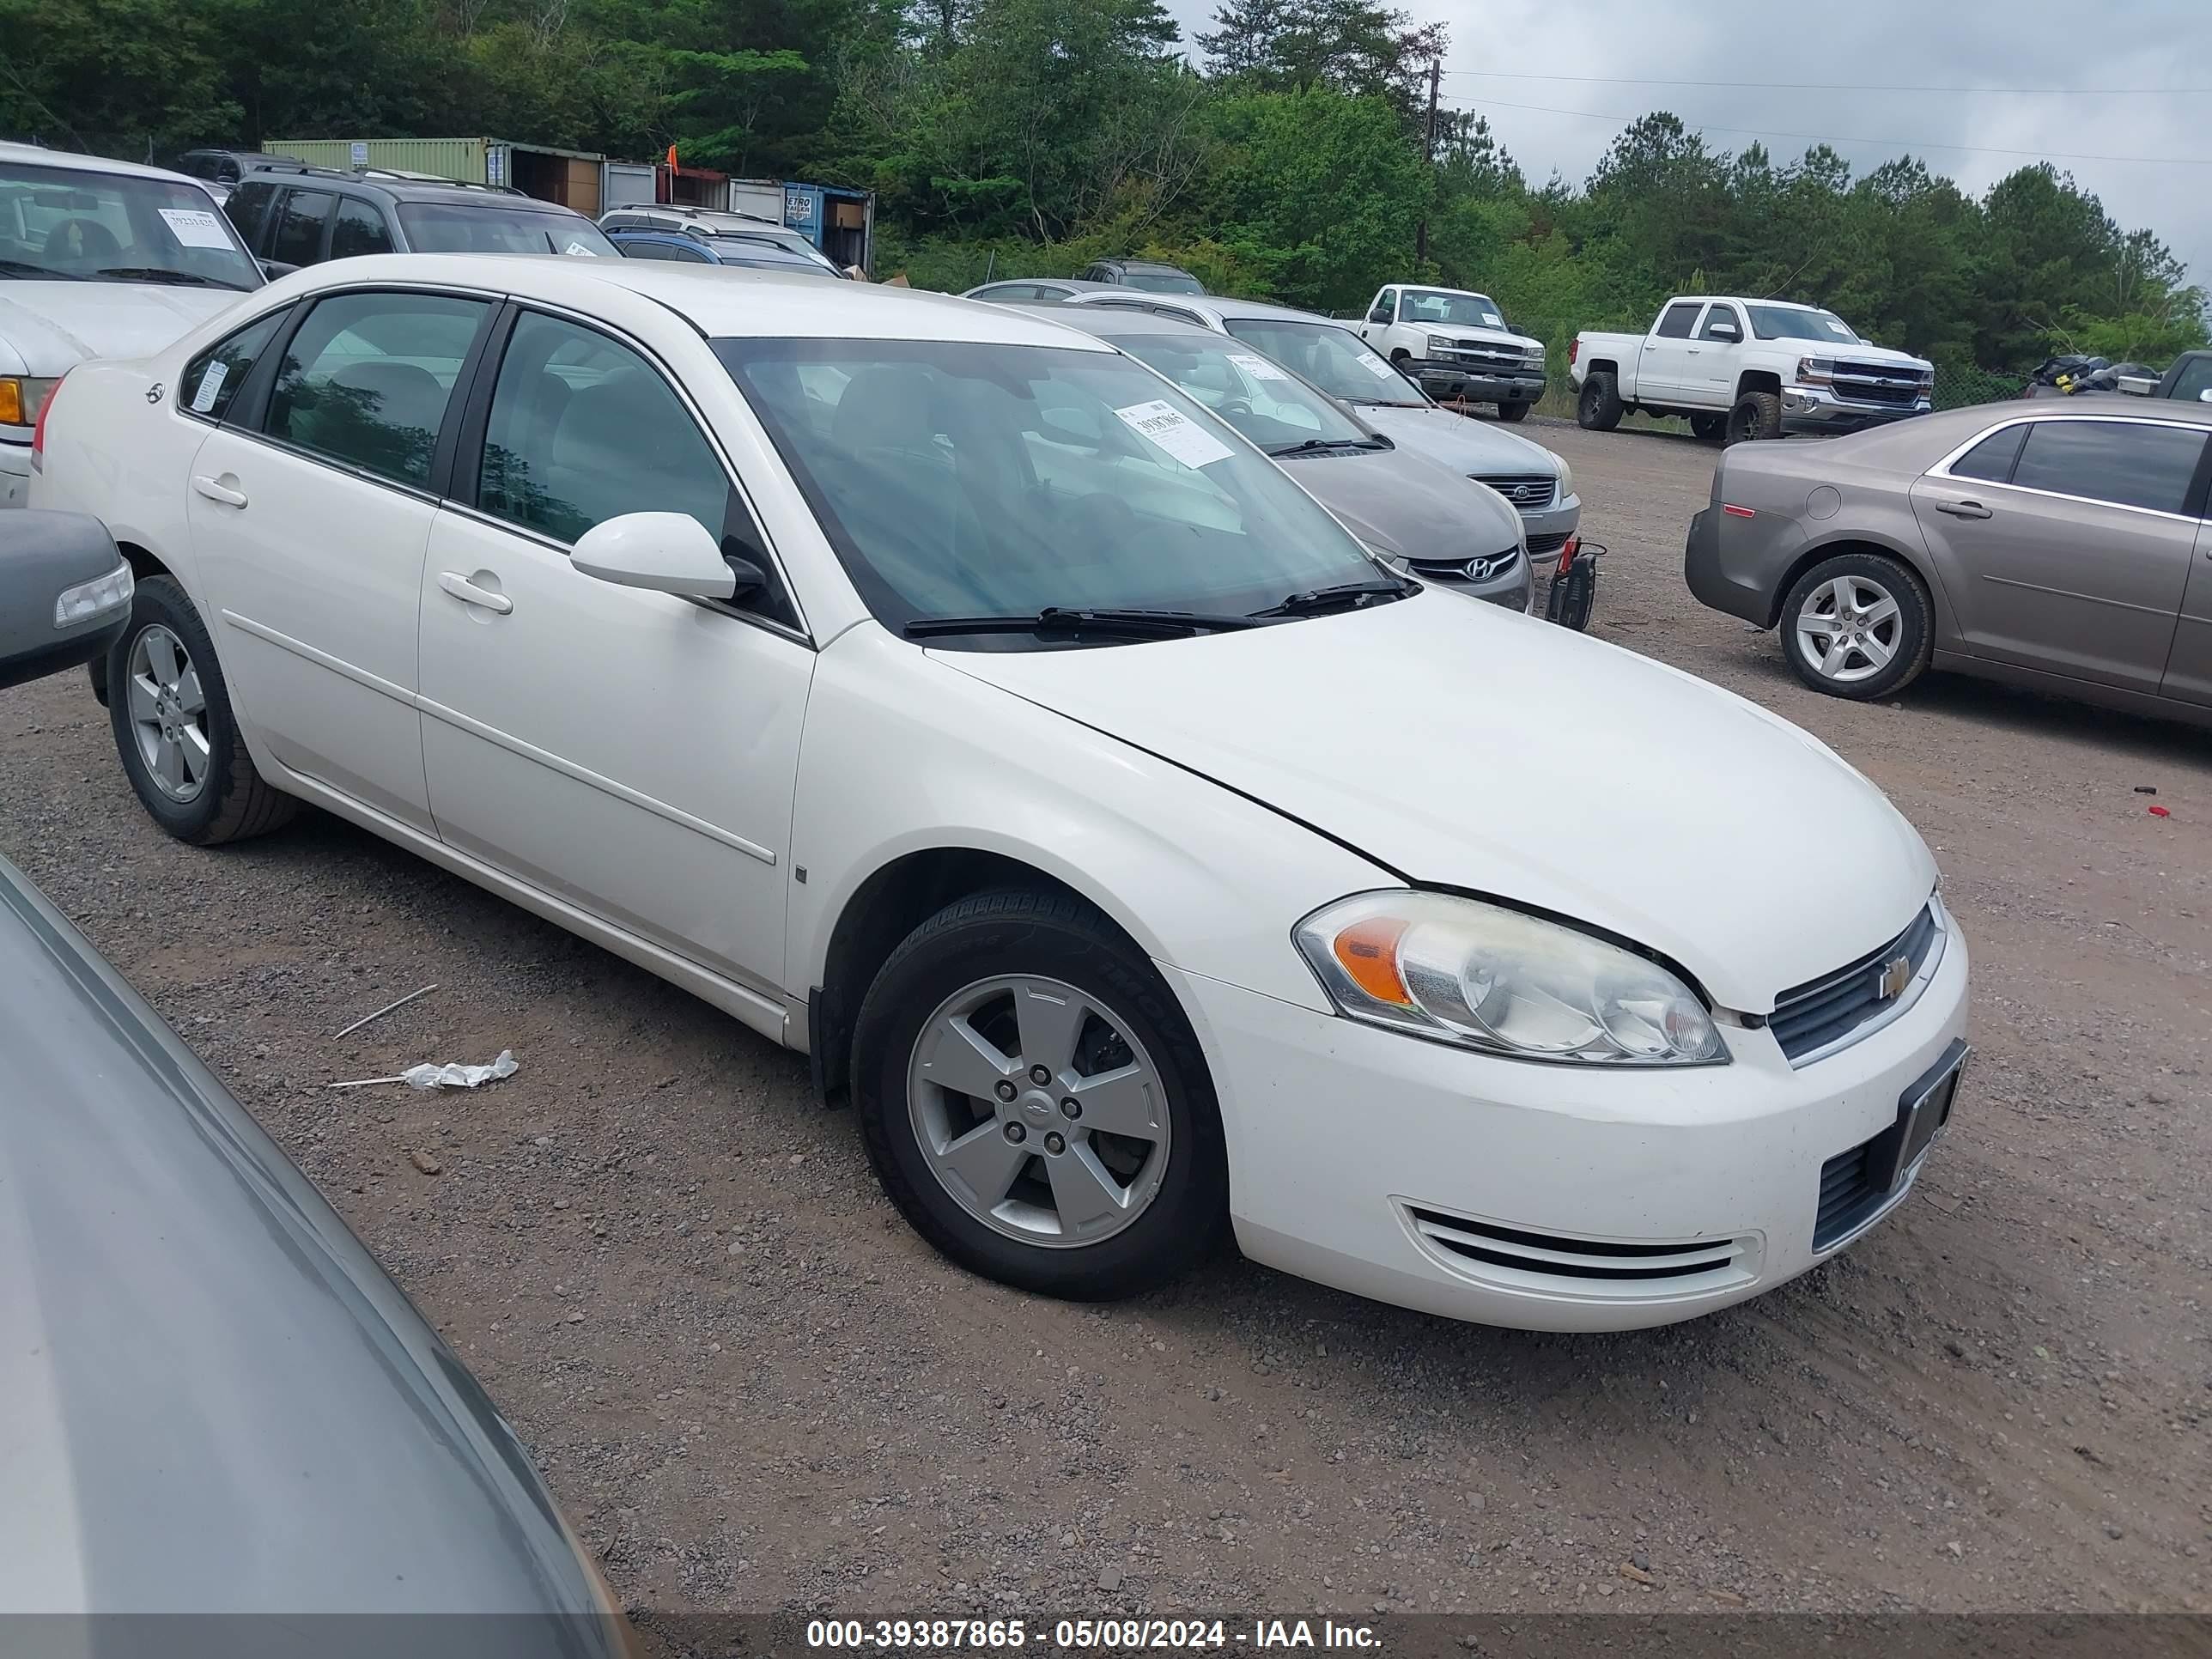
94,266,250,289
1267,436,1391,458
0,258,81,280
1248,578,1414,619
904,605,1262,641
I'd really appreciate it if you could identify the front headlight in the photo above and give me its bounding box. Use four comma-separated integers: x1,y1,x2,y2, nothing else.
1425,333,1455,356
1554,458,1574,500
1525,343,1546,364
1294,891,1727,1066
0,375,61,429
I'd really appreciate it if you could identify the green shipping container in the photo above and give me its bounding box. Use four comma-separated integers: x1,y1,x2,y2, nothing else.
263,138,494,184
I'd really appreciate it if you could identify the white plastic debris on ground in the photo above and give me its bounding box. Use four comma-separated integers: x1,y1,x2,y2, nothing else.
330,1050,519,1091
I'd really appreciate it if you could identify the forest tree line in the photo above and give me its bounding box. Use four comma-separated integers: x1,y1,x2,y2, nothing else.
6,0,2206,384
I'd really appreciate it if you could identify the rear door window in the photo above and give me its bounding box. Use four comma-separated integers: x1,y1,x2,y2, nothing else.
270,188,334,267
1947,423,2028,484
2009,420,2208,515
224,180,278,251
327,198,394,259
265,291,490,486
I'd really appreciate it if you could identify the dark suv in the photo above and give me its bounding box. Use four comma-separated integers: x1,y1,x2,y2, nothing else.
222,162,617,276
1078,258,1205,295
598,206,846,277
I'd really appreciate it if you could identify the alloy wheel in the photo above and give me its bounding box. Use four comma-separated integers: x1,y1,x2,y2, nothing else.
125,623,211,802
905,975,1171,1249
1795,574,1902,685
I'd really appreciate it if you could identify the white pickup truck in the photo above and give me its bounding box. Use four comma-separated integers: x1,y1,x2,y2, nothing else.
1355,284,1547,420
1570,297,1934,442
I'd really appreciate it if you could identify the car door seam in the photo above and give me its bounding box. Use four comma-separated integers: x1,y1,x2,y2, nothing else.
413,694,776,865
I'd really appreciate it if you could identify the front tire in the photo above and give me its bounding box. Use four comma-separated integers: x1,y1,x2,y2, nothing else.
106,574,297,844
1778,552,1932,701
1725,391,1784,444
1497,400,1531,422
1576,373,1623,430
851,889,1229,1301
1690,411,1728,441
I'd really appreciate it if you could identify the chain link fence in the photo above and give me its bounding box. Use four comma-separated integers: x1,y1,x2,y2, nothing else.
1931,365,2027,410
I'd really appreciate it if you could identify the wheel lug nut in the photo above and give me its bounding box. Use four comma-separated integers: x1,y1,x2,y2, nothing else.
994,1079,1017,1103
1029,1065,1051,1085
1044,1132,1066,1155
1060,1097,1080,1119
1004,1122,1026,1144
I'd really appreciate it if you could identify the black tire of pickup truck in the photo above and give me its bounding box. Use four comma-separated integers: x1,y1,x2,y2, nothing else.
1497,400,1531,422
1577,373,1623,431
1690,412,1728,441
1725,391,1784,444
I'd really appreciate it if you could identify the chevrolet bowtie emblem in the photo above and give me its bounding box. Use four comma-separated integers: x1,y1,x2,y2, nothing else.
1877,955,1913,1000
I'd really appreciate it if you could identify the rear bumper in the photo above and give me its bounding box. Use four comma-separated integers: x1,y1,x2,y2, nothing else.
1684,504,1802,626
1413,362,1544,404
1780,386,1933,435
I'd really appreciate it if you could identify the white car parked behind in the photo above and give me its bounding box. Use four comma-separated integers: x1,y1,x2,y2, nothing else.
33,256,1970,1331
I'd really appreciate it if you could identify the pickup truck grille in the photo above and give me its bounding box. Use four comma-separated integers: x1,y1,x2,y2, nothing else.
1473,474,1556,511
1439,343,1537,374
1832,362,1929,406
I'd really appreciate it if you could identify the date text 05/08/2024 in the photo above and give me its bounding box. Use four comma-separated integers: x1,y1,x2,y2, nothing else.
804,1619,1381,1650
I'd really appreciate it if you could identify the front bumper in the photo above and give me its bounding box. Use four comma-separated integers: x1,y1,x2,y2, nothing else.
1779,385,1933,435
0,440,28,509
1516,492,1581,557
1163,909,1970,1332
1413,360,1545,404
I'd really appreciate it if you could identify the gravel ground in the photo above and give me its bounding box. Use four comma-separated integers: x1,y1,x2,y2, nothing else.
3,417,2209,1627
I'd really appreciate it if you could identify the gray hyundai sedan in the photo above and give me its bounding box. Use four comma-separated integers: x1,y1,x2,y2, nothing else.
1685,398,2212,725
1027,305,1534,611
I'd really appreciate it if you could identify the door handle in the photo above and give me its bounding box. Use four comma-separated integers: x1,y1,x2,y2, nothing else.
1936,500,1993,520
437,571,514,615
191,475,247,507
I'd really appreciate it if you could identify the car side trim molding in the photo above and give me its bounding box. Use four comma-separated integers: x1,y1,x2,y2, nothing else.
1980,573,2178,617
415,695,778,866
220,609,417,707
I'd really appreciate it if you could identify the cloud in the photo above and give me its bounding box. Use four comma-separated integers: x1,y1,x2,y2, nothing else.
1162,0,2212,285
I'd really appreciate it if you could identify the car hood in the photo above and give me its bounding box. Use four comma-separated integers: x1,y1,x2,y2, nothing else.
0,283,242,377
1281,446,1522,561
1806,338,1932,373
1349,403,1567,481
938,592,1935,1010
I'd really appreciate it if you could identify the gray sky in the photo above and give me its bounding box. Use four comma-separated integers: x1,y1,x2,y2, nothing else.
1163,0,2212,289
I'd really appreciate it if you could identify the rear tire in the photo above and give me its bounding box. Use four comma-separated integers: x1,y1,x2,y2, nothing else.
1690,412,1728,441
1576,372,1623,431
106,574,297,845
851,889,1229,1302
1778,551,1932,702
1725,391,1783,445
1497,400,1531,422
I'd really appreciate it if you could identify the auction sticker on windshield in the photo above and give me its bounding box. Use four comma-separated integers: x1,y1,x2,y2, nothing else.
1114,399,1234,469
1358,354,1401,379
1227,352,1291,382
158,208,234,249
188,361,228,414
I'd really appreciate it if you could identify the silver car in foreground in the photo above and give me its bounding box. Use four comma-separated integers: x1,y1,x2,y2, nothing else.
1036,306,1532,610
1685,397,2212,723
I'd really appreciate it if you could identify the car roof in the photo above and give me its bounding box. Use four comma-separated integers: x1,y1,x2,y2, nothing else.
1099,258,1193,273
1073,291,1335,327
266,253,1117,346
2055,392,2212,425
239,162,573,211
965,277,1112,295
0,142,206,189
1025,304,1218,342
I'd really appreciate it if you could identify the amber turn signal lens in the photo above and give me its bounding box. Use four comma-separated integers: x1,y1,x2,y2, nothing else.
1332,916,1413,1006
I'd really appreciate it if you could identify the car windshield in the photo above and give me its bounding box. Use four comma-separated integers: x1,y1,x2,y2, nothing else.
716,338,1382,640
1747,305,1861,344
1400,289,1505,330
0,158,260,289
2168,356,2212,400
1220,318,1430,408
1121,270,1204,295
1111,334,1375,453
397,204,617,257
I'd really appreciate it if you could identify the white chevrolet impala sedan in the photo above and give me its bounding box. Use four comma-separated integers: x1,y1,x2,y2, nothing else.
31,256,1969,1330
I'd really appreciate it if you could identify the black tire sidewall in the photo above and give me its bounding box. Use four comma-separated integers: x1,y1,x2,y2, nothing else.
1498,400,1529,422
1726,392,1781,445
1577,374,1620,430
107,575,252,842
1778,552,1932,701
852,891,1229,1301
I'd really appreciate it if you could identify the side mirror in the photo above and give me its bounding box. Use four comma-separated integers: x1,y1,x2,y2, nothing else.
2199,388,2212,403
0,512,135,692
1368,306,1391,324
1707,321,1741,341
573,512,750,600
259,258,298,279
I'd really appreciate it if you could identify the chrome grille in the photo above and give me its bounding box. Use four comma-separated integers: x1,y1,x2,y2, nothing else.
1474,474,1556,511
1832,362,1929,406
1770,903,1942,1064
1409,546,1521,586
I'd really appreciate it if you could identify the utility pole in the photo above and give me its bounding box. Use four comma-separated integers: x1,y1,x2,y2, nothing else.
1414,54,1440,268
